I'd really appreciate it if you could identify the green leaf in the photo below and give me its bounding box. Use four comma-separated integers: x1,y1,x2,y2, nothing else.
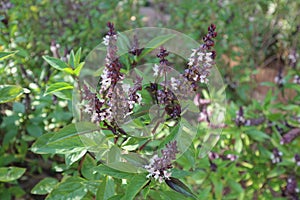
285,83,300,92
227,179,243,193
69,50,76,69
121,174,149,200
171,169,193,179
158,191,189,200
263,89,273,108
165,177,196,199
31,178,58,195
44,82,74,96
65,150,87,167
0,51,18,61
93,165,133,179
13,102,25,113
234,136,243,153
122,153,148,168
73,62,85,76
157,124,180,150
52,89,72,100
45,177,88,200
0,85,24,103
105,162,142,173
43,56,74,74
26,124,43,137
267,167,286,179
116,32,130,55
244,129,270,142
96,176,115,200
211,176,223,200
75,48,82,65
8,186,26,198
138,34,175,61
0,167,26,182
108,195,123,200
31,122,100,154
81,154,97,180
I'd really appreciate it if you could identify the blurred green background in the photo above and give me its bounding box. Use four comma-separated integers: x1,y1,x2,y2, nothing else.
0,0,299,199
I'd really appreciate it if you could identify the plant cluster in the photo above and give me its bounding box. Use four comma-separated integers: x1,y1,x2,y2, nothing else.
0,1,299,200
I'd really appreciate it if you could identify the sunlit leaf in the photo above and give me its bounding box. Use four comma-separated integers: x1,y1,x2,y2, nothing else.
244,129,269,142
0,51,18,61
44,82,74,96
0,85,23,103
65,150,87,167
96,176,115,200
93,165,133,179
121,174,149,200
31,122,100,154
31,178,58,195
73,62,85,76
43,56,74,74
0,167,26,182
45,177,88,200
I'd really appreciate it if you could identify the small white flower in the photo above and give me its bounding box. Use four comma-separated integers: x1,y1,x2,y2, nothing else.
101,77,112,91
274,76,283,84
171,77,178,90
245,119,251,126
288,53,297,63
293,75,299,84
105,108,113,121
227,154,238,161
50,45,56,52
154,170,160,180
84,104,93,114
163,170,171,179
158,176,164,183
91,112,99,122
99,112,106,121
193,75,199,81
198,112,207,122
103,35,110,46
146,174,152,179
197,52,205,57
99,98,105,104
198,55,203,62
153,64,160,76
206,52,212,56
200,75,207,83
205,53,213,62
144,165,150,169
188,57,195,66
280,140,284,145
128,100,135,109
237,116,245,123
190,49,197,58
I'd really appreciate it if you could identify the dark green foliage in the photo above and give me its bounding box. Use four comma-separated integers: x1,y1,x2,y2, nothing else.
0,0,299,199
